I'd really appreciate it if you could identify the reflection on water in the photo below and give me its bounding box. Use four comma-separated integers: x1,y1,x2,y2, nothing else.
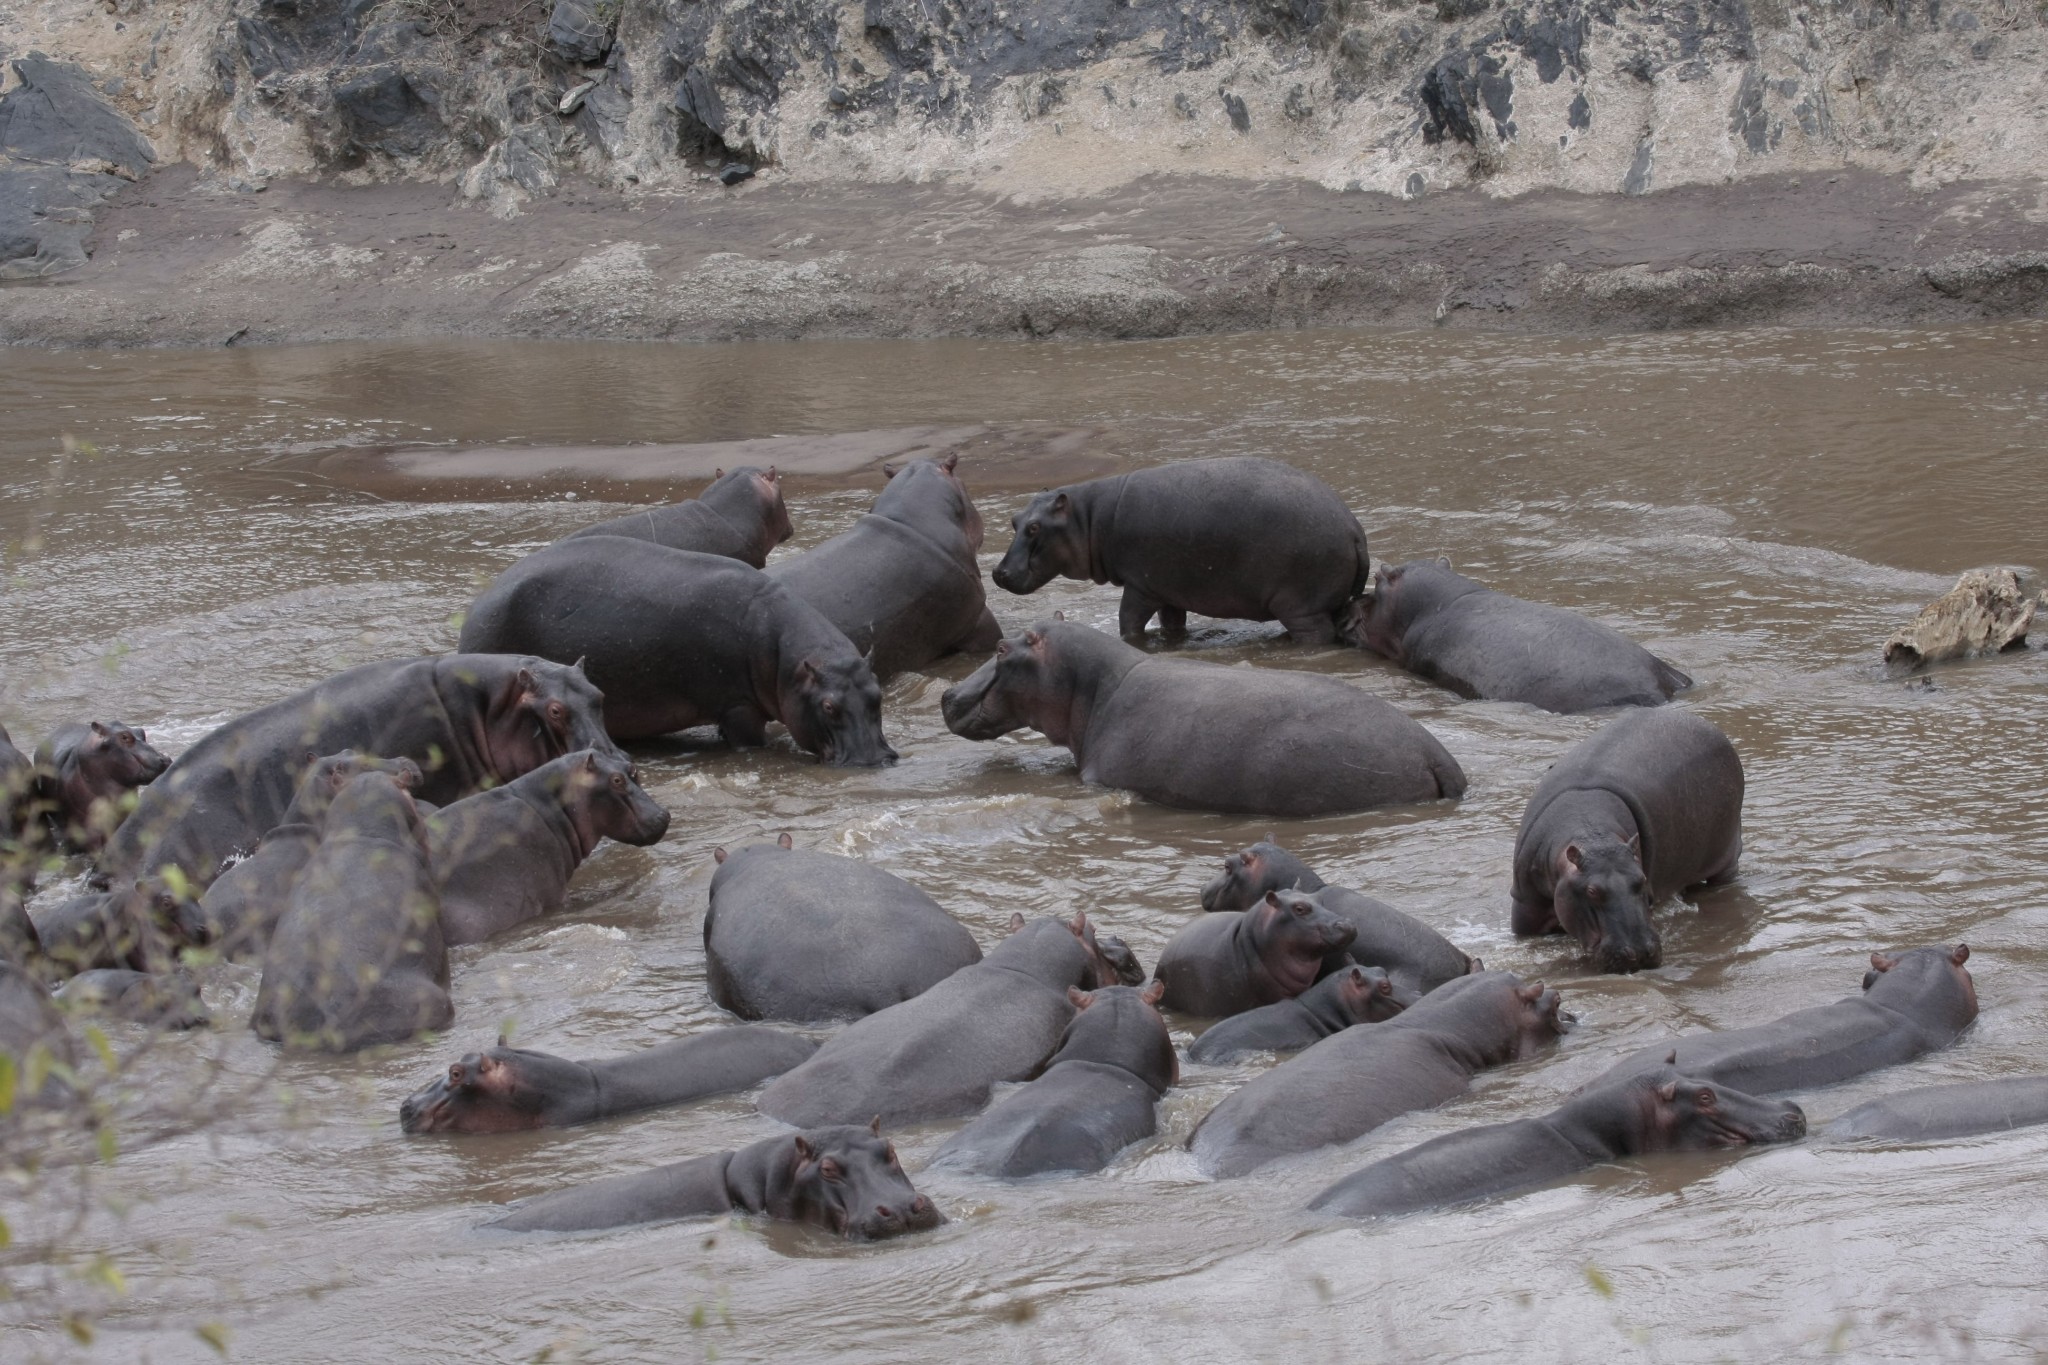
1,325,2045,1360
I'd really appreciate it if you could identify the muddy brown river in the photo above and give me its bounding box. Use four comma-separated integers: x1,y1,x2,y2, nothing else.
3,325,2045,1361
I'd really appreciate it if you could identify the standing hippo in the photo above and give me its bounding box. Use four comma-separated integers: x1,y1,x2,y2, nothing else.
1347,559,1692,712
1828,1074,2048,1143
95,654,621,893
492,1121,942,1239
1189,971,1568,1178
251,772,450,1052
1511,707,1744,973
704,835,981,1023
32,722,171,853
400,1026,819,1133
1199,841,1475,993
758,913,1126,1128
766,454,1004,681
931,981,1177,1178
1186,965,1412,1064
459,542,895,764
1310,1061,1806,1219
991,457,1368,642
942,622,1465,817
1153,890,1358,1019
564,465,792,567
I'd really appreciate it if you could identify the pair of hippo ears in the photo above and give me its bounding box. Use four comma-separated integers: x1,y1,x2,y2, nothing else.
711,832,796,865
1868,944,1970,973
711,466,778,482
1339,966,1395,996
1065,981,1167,1010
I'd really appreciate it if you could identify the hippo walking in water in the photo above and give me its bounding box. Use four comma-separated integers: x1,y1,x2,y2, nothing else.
564,465,792,567
32,722,171,854
1828,1073,2048,1143
1511,707,1744,973
766,454,1004,681
1153,890,1358,1019
1187,965,1412,1064
991,457,1368,642
1347,559,1692,712
459,543,895,764
942,622,1465,817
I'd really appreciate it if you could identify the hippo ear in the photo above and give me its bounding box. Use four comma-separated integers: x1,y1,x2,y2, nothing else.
1066,986,1093,1009
1562,844,1583,872
1869,951,1897,973
499,1029,513,1048
792,1135,816,1163
882,462,899,480
1625,832,1641,857
1951,943,1970,966
1052,611,1065,622
794,659,819,686
1467,956,1483,972
870,1114,883,1137
1007,912,1026,934
1050,492,1069,514
1656,1079,1679,1102
583,751,601,773
1140,979,1166,1007
942,452,959,473
1437,555,1452,569
1068,909,1090,938
87,721,111,746
767,466,779,483
714,467,725,479
1664,1049,1678,1066
572,656,588,676
1516,980,1547,1002
777,832,794,849
713,846,729,864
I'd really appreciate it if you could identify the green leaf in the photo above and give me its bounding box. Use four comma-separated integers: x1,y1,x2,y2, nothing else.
66,1314,94,1344
97,1125,119,1166
0,1052,16,1116
159,865,195,903
0,1212,11,1249
195,1322,231,1355
23,1042,50,1099
84,1024,118,1075
87,1256,127,1296
1583,1264,1614,1299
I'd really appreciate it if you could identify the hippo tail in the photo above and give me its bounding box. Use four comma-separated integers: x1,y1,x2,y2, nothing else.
1653,656,1694,698
1430,748,1468,802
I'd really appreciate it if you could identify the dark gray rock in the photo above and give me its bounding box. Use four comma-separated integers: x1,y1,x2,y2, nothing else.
0,161,123,278
0,57,154,176
332,64,442,157
550,0,615,63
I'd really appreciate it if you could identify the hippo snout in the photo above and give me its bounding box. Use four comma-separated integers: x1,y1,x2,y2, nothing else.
990,563,1016,593
857,1194,944,1239
1590,924,1663,975
397,1083,448,1134
1778,1105,1809,1142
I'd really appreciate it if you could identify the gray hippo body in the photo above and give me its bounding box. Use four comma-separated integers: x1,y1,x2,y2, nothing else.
704,836,981,1023
942,622,1464,817
32,721,171,854
563,465,791,567
0,961,74,1106
35,879,192,976
54,968,210,1029
1348,559,1692,712
1828,1074,2048,1142
1511,707,1744,973
1153,890,1357,1019
991,456,1368,642
766,455,1003,681
1186,965,1411,1064
1189,971,1567,1178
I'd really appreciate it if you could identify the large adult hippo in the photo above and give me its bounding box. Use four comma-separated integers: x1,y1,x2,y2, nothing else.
704,835,981,1023
1310,1060,1806,1219
1511,707,1744,973
758,913,1126,1128
95,654,619,893
493,1122,942,1239
564,464,792,567
1199,841,1475,993
400,1026,818,1133
33,721,171,853
1347,559,1693,712
1189,971,1568,1178
941,622,1465,817
458,542,895,764
991,456,1368,642
1828,1074,2048,1143
1186,964,1412,1064
1153,890,1358,1019
766,454,1003,681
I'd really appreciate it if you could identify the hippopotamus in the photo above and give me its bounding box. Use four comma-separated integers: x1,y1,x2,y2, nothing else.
53,969,210,1030
1199,841,1476,993
0,961,74,1105
96,654,620,894
1309,1059,1806,1219
184,753,423,959
1827,1074,2048,1142
705,835,982,1023
493,1121,942,1238
32,721,171,854
564,465,792,567
2,725,43,903
931,981,1176,1178
1346,559,1693,712
1596,944,1978,1095
766,454,1004,681
1189,971,1568,1178
942,622,1465,817
400,1026,819,1133
1511,707,1744,973
1186,964,1412,1064
991,457,1368,642
251,772,450,1052
0,885,37,972
459,542,895,764
758,913,1127,1128
1153,890,1358,1019
35,879,191,976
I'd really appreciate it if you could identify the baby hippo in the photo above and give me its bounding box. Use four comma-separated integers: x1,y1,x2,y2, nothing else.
931,981,1176,1178
493,1121,943,1240
32,721,171,854
1186,965,1412,1064
1153,890,1357,1019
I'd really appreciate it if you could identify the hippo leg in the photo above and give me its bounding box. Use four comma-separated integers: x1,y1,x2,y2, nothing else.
1118,588,1161,639
1697,832,1743,887
1279,609,1340,646
1156,607,1189,638
719,707,770,749
1510,897,1558,938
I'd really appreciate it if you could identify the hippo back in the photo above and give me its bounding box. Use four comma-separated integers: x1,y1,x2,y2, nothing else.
767,514,989,681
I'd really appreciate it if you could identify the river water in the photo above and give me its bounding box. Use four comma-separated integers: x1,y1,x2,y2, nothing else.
2,325,2044,1362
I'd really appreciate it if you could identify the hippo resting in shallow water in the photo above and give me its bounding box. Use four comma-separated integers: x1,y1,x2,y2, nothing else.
1347,559,1692,713
767,454,1004,681
459,542,896,764
992,456,1368,643
1310,1060,1807,1219
564,465,791,566
1828,1074,2048,1142
1187,965,1412,1064
705,835,981,1022
1189,971,1568,1178
1154,890,1358,1019
1512,707,1744,974
400,1026,818,1133
31,721,171,854
494,1121,943,1239
942,622,1465,817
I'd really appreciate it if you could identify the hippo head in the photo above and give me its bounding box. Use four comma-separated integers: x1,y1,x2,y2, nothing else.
555,749,671,852
286,751,423,826
75,721,171,793
399,1044,589,1134
942,622,1121,746
1061,980,1178,1089
1333,964,1411,1026
1862,943,1978,1031
779,654,895,767
1343,558,1465,655
704,465,793,566
481,657,624,784
1506,977,1571,1057
878,453,985,554
991,487,1086,594
324,771,427,849
1199,839,1323,912
1251,890,1359,998
1067,910,1142,988
785,1122,943,1241
1629,1060,1808,1151
1551,834,1661,974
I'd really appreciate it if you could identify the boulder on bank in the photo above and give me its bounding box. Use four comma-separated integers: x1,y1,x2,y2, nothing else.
0,58,154,280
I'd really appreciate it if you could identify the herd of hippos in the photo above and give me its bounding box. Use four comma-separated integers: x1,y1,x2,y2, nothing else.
0,453,2031,1239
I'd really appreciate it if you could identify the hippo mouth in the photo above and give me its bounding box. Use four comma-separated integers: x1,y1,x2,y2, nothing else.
939,670,1014,740
398,1083,453,1134
850,1194,944,1240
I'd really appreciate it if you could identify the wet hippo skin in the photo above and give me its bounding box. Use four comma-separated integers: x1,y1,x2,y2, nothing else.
564,464,792,567
1153,890,1357,1019
1186,965,1412,1064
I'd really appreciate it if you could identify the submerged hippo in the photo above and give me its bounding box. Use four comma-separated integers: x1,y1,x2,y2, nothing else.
1189,971,1568,1178
767,454,1004,681
31,721,171,854
565,464,792,567
942,622,1465,817
1347,559,1692,712
705,835,981,1023
991,457,1368,642
1828,1073,2048,1143
459,542,895,764
53,968,210,1030
400,1026,818,1133
1310,1060,1806,1219
1153,890,1358,1019
493,1121,943,1239
36,879,192,976
1511,707,1744,973
932,981,1176,1178
1186,965,1412,1064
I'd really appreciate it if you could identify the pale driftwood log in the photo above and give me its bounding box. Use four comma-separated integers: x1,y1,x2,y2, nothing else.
1885,569,2037,670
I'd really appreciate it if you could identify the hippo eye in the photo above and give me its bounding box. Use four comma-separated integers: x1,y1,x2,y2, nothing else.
822,698,840,717
547,701,567,725
819,1157,844,1182
1025,522,1040,540
611,774,626,790
1695,1089,1716,1110
1586,885,1607,905
118,732,134,747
